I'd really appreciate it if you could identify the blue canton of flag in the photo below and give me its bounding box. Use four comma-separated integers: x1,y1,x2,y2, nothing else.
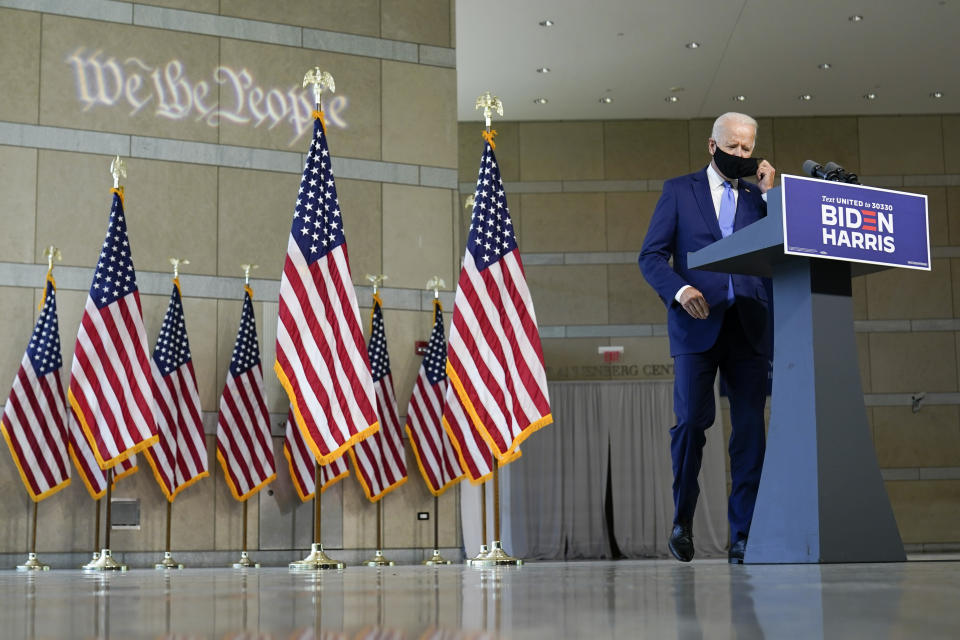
29,282,63,376
367,301,391,383
91,193,138,309
152,285,192,376
469,144,518,271
231,290,261,377
424,305,446,386
292,119,345,265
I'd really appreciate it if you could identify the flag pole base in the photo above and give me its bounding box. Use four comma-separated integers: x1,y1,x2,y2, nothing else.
465,544,490,566
155,551,184,570
232,551,260,569
469,541,523,567
83,549,127,572
423,549,452,565
16,552,50,571
364,549,395,567
81,551,100,569
289,543,344,570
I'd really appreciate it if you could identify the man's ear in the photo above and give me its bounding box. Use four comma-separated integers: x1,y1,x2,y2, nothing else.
707,138,716,155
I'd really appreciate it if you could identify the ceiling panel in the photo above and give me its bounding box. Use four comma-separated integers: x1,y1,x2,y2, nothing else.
456,0,960,121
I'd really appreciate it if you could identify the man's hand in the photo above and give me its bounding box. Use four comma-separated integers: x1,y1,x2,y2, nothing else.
679,286,709,320
757,160,776,193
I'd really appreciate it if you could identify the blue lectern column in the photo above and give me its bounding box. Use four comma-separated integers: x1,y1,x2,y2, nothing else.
745,257,905,563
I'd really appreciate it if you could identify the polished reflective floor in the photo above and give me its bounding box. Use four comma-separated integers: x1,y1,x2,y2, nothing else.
1,558,959,639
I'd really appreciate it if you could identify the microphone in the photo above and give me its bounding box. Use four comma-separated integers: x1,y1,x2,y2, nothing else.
804,159,862,184
824,162,860,184
802,159,830,179
824,161,845,177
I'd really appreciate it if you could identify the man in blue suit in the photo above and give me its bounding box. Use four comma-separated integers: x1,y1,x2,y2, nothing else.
639,112,775,563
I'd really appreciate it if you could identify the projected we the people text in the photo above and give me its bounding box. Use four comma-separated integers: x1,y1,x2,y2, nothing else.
67,47,349,146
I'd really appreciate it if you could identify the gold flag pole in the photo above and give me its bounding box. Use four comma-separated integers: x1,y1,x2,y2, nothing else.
85,161,130,572
483,459,523,565
457,194,490,568
460,194,490,567
156,258,190,570
154,501,185,569
17,247,62,572
231,500,258,568
423,276,452,566
363,274,396,568
454,194,493,567
366,499,394,566
469,94,522,567
289,67,344,572
17,502,48,571
423,494,453,565
85,467,127,571
233,264,262,569
289,461,345,570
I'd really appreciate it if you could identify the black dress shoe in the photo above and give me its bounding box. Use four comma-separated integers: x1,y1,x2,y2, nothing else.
729,538,747,564
668,524,694,562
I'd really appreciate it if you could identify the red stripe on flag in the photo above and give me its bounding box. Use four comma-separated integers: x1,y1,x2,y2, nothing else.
446,241,552,462
144,361,209,502
3,285,73,500
9,368,67,488
275,121,379,469
217,358,275,502
406,368,464,496
283,411,348,501
278,255,357,458
72,297,158,467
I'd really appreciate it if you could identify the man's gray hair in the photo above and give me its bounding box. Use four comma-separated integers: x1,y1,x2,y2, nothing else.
711,112,758,144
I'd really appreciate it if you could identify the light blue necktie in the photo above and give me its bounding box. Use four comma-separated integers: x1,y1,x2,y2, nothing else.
718,181,736,304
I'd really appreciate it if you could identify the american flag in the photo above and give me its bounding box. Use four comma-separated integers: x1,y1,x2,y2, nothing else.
445,140,552,461
217,287,276,501
405,300,464,496
68,409,137,499
283,410,348,502
144,281,209,501
442,379,521,484
349,294,408,502
275,114,379,465
67,188,159,469
1,277,72,501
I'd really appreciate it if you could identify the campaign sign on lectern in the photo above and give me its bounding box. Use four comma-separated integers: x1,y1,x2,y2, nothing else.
688,175,928,564
782,174,930,270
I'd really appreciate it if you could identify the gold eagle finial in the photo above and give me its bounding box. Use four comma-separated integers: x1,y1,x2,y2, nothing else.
426,276,446,299
366,273,388,295
303,68,335,108
475,91,504,128
110,155,127,189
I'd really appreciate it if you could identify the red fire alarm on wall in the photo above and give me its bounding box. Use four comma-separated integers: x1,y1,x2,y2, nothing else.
598,345,624,363
415,341,428,356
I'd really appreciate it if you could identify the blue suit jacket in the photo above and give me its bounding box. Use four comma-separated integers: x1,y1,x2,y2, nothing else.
639,168,771,357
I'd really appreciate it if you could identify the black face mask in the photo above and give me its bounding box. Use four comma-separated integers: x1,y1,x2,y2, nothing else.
712,145,759,179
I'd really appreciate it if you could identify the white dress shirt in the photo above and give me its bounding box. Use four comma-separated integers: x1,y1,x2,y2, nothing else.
674,164,738,302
